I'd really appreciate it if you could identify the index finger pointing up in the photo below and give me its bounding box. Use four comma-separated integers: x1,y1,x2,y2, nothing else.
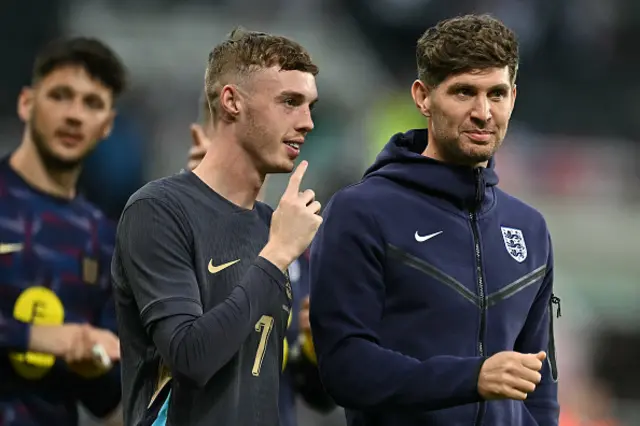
284,160,308,196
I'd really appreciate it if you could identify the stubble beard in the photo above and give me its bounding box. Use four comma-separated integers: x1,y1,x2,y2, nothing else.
242,107,287,174
430,112,502,167
440,133,501,167
29,108,87,172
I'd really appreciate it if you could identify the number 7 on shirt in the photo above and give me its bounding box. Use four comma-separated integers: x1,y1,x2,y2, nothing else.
252,315,274,376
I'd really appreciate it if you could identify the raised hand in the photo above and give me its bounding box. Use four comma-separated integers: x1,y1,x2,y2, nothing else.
261,161,322,271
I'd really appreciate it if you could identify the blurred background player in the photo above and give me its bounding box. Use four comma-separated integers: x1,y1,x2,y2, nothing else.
0,37,126,426
187,91,336,426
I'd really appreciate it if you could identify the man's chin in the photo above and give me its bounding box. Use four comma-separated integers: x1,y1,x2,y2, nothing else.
458,141,498,165
264,159,295,174
41,151,86,171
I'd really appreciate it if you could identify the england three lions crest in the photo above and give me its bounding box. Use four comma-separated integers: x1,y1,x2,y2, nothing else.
501,226,527,263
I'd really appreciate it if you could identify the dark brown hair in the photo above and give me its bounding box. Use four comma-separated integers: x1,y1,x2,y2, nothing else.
416,14,519,87
204,27,318,123
33,37,127,98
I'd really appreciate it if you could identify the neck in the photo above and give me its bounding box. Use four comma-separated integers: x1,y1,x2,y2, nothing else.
9,133,81,200
421,139,443,162
193,128,263,210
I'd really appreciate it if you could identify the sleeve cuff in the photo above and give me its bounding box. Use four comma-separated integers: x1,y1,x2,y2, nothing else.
255,256,288,288
475,357,488,400
5,319,30,352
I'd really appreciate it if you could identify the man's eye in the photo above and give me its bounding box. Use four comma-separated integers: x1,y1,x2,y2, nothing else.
49,91,66,101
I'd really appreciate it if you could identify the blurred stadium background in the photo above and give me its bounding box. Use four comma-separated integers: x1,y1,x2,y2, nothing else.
2,0,639,425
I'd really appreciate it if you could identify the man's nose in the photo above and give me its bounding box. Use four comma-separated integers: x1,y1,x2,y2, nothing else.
470,97,492,123
64,99,85,126
296,108,314,134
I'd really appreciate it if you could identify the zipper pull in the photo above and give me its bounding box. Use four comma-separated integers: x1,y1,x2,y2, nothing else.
551,294,561,318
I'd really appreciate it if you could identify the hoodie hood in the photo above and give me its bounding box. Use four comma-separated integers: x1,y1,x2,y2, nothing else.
364,128,499,211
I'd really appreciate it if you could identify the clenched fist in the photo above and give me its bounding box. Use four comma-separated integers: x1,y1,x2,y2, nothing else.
66,325,120,377
261,161,322,272
478,351,546,401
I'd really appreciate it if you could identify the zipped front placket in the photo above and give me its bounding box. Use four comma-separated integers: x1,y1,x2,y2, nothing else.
471,167,487,426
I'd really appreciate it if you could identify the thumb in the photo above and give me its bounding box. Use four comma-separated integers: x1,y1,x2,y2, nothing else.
535,351,547,362
92,344,113,367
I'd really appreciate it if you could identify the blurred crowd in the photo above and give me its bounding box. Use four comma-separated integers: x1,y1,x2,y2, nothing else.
1,0,639,425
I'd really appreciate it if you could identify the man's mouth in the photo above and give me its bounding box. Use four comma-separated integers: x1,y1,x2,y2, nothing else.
284,141,301,150
463,130,494,143
284,139,304,159
56,130,84,145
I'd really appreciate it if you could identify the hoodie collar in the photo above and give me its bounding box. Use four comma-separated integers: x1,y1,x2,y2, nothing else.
363,128,499,212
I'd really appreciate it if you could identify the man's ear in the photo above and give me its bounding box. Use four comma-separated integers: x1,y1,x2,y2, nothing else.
219,85,242,122
509,83,517,116
101,110,117,140
411,79,431,118
17,87,34,123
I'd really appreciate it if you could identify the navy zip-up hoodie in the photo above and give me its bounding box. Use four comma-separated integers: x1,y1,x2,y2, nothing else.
309,129,560,426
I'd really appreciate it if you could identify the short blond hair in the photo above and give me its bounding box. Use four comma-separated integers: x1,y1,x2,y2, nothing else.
204,27,318,123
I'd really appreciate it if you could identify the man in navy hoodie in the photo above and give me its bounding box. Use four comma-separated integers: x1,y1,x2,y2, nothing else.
309,14,561,426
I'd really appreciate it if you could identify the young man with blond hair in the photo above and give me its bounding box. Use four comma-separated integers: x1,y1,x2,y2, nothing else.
112,28,321,426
